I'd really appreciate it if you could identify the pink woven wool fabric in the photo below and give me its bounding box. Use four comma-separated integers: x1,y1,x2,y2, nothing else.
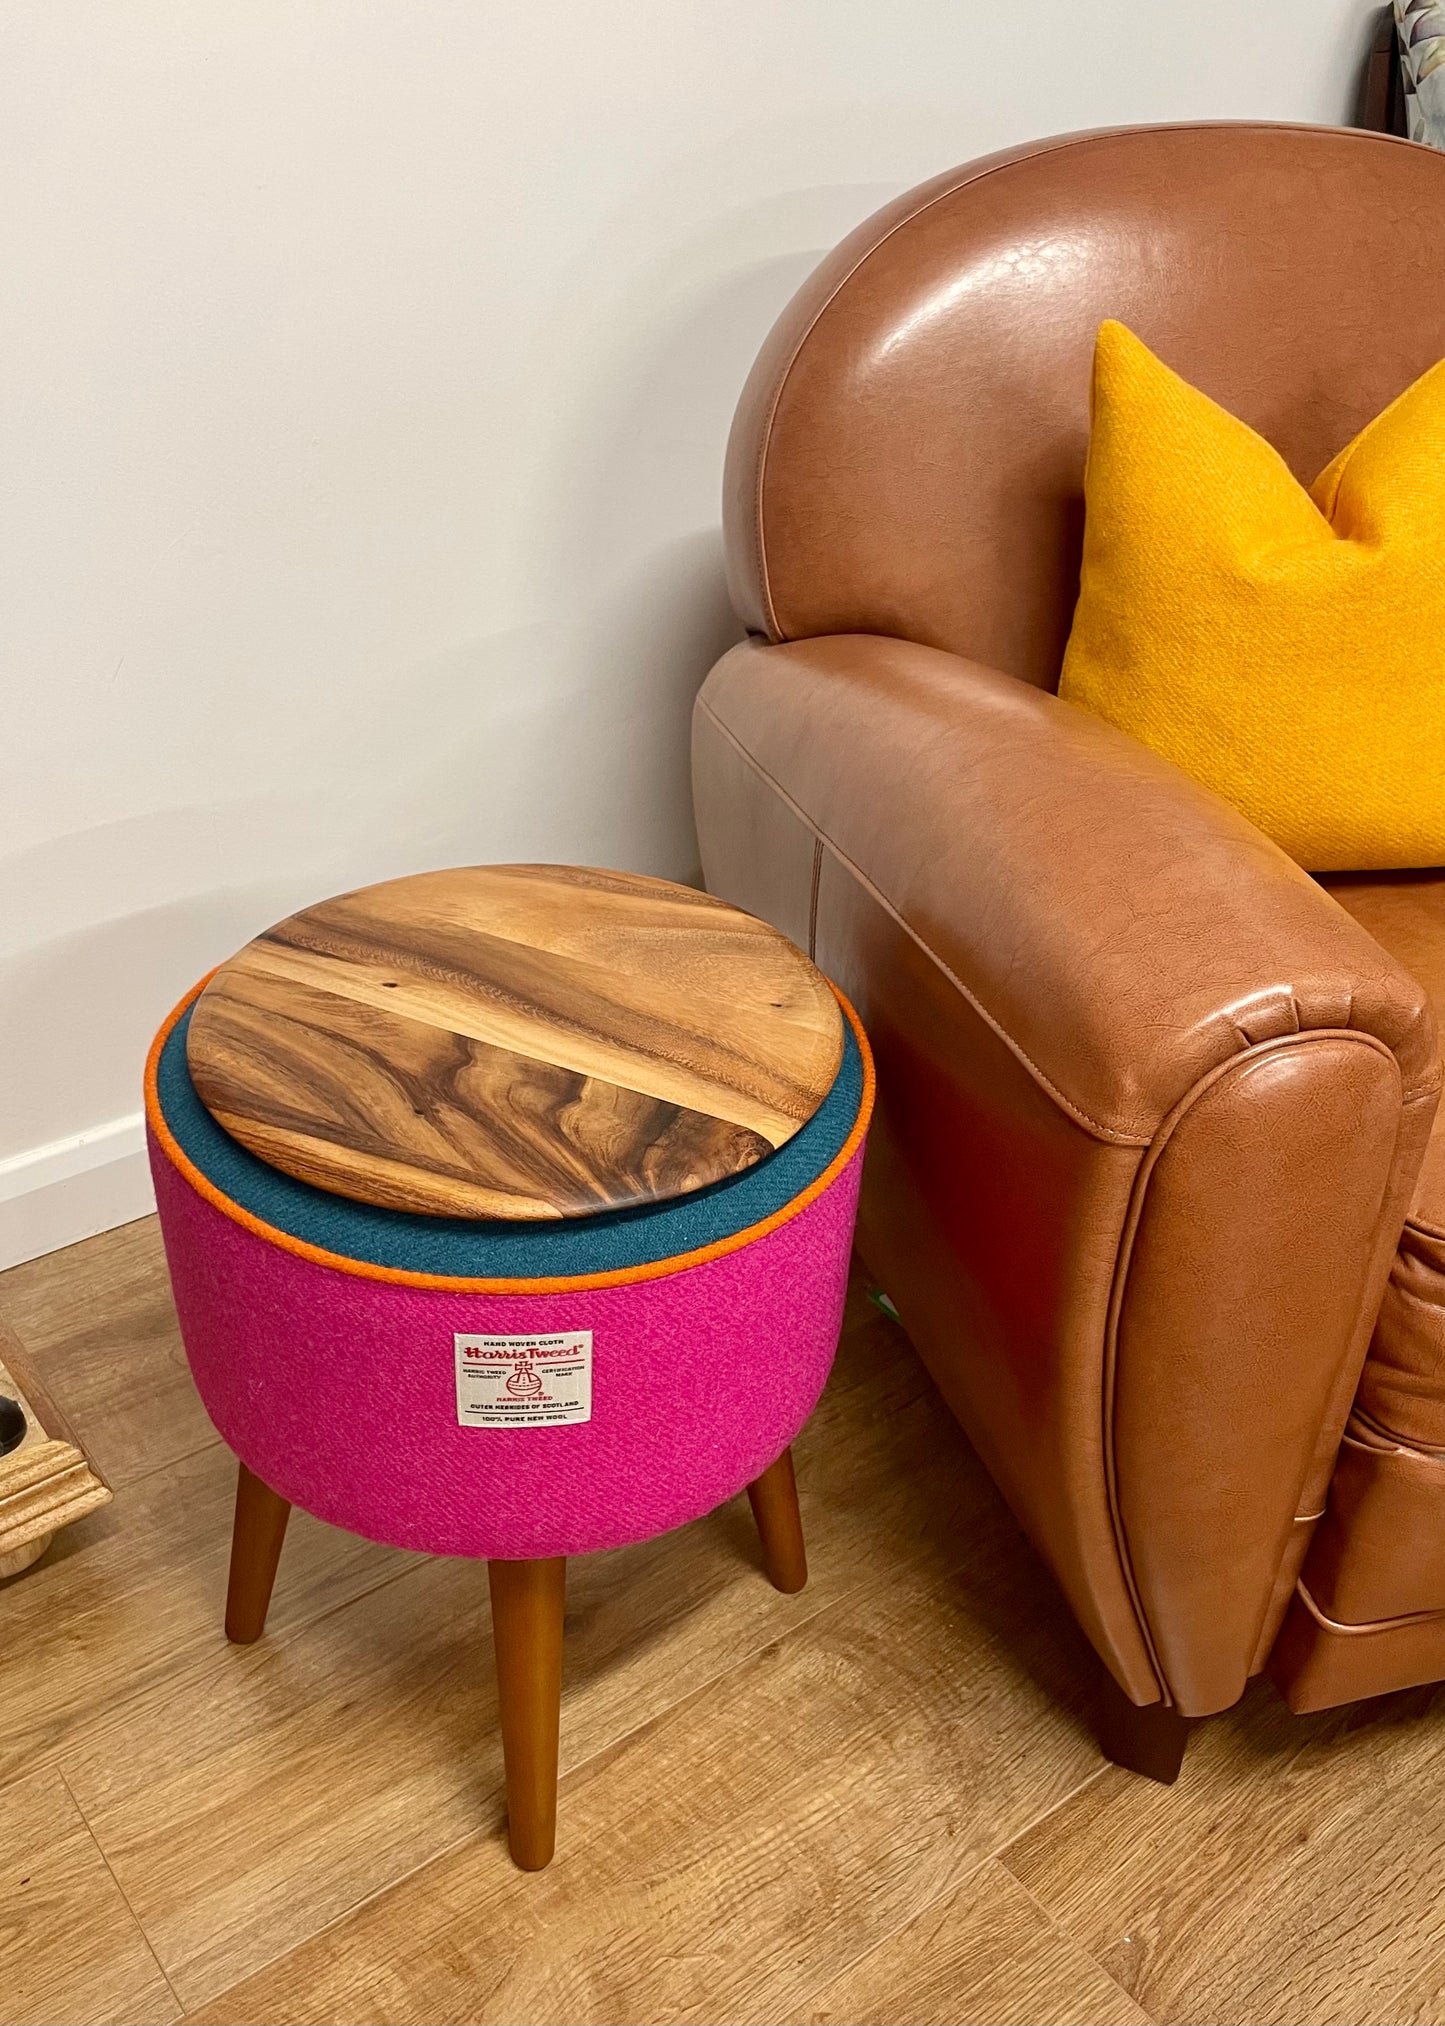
149,1131,863,1559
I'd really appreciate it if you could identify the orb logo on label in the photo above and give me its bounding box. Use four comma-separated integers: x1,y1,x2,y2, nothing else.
454,1332,593,1427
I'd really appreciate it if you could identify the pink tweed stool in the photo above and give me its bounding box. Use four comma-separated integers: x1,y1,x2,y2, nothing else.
145,866,872,1869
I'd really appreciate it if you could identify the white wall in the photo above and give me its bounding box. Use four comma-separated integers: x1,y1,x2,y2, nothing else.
0,0,1376,1265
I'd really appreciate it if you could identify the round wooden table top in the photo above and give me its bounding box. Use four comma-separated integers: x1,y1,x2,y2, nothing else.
186,864,845,1222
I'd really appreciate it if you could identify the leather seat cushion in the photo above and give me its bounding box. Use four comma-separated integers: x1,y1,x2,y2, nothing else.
1323,871,1445,1452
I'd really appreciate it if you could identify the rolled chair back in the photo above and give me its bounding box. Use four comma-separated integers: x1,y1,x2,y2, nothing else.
724,123,1445,689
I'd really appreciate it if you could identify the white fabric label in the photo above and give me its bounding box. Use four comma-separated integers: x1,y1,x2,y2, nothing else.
454,1332,593,1428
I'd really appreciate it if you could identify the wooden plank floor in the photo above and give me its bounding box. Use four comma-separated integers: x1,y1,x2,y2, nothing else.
3,1221,1445,2024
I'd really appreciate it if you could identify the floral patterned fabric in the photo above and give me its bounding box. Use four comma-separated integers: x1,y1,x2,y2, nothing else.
1397,0,1445,147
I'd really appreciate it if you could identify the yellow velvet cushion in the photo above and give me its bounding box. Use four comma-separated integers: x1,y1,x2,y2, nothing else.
1058,321,1445,871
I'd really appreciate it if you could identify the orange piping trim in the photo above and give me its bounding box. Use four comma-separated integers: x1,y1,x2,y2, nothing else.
144,974,874,1295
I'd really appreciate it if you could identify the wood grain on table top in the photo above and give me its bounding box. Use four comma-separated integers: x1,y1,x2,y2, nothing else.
186,864,844,1221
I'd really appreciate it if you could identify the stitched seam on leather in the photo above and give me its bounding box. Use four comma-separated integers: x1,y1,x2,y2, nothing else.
747,121,1422,641
1294,1576,1445,1636
1348,1406,1445,1460
1403,1210,1445,1241
1378,1091,1445,1240
817,838,1155,1140
697,695,1149,1145
1098,1049,1290,1707
1402,1067,1444,1106
1341,1420,1401,1452
1103,1033,1405,1709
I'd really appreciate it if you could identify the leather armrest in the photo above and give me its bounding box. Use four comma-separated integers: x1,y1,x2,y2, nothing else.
695,631,1441,1716
696,633,1439,1140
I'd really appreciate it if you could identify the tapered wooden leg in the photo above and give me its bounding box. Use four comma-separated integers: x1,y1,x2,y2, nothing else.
225,1462,292,1644
1096,1663,1190,1784
747,1446,808,1594
488,1556,566,1871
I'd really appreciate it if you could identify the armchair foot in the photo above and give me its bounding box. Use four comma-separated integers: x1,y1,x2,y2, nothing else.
1096,1666,1190,1784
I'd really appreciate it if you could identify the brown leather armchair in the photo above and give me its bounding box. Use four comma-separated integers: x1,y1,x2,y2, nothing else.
692,123,1445,1780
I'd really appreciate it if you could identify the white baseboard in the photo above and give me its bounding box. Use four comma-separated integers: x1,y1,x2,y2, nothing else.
0,1114,155,1272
